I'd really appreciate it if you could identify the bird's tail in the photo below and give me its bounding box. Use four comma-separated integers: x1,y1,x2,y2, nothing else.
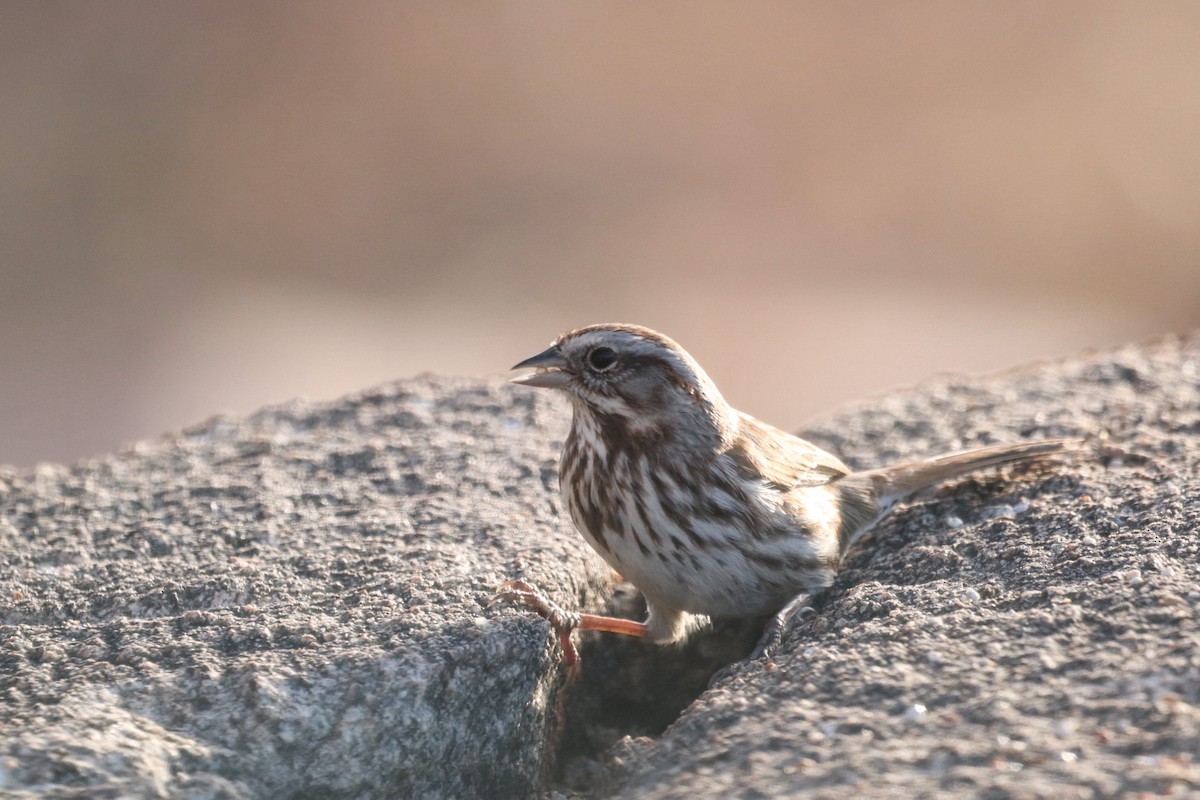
864,437,1079,506
834,437,1080,552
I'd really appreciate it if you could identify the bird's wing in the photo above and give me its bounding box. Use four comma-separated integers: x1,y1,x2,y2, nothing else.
728,412,850,490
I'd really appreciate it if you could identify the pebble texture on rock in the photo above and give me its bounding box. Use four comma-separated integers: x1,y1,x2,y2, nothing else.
0,378,599,799
2,335,1198,799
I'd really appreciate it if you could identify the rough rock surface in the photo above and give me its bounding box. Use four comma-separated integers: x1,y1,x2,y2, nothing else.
2,335,1199,799
0,378,599,799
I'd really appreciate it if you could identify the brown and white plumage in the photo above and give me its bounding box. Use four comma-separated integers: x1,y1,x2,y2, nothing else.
504,323,1074,654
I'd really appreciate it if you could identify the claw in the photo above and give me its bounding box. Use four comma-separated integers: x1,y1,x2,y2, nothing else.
749,593,815,661
708,593,815,687
488,579,539,608
491,579,581,667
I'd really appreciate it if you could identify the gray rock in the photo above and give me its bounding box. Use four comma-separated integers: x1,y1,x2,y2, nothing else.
0,378,607,799
3,335,1199,799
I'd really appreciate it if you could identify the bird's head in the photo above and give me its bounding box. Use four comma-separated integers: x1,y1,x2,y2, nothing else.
511,323,737,447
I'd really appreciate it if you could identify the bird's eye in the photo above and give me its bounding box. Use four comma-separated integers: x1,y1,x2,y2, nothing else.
586,346,618,371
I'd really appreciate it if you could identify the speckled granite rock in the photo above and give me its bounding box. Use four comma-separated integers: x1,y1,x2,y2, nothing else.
2,335,1198,800
0,378,598,799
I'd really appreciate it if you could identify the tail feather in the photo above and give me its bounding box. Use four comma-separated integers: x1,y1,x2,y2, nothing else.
864,437,1079,507
834,437,1080,553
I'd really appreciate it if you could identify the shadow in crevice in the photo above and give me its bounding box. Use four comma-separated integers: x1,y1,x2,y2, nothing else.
552,584,764,794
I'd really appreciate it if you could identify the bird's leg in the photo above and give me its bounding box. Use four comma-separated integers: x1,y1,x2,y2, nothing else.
750,592,816,660
491,579,649,666
708,592,815,687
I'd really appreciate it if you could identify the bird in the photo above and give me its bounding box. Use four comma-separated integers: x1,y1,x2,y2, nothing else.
496,323,1075,667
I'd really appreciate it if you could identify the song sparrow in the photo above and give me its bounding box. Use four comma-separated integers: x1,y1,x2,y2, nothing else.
496,323,1074,666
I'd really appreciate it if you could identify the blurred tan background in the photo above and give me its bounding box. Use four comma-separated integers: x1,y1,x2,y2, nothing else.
2,2,1198,468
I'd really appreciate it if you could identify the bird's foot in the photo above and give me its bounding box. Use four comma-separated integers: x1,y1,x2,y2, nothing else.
750,593,816,660
491,579,582,667
708,593,815,687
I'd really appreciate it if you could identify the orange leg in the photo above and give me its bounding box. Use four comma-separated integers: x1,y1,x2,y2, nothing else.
574,613,648,637
492,579,648,666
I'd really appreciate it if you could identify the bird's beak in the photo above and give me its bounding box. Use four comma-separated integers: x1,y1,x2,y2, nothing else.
510,346,572,389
